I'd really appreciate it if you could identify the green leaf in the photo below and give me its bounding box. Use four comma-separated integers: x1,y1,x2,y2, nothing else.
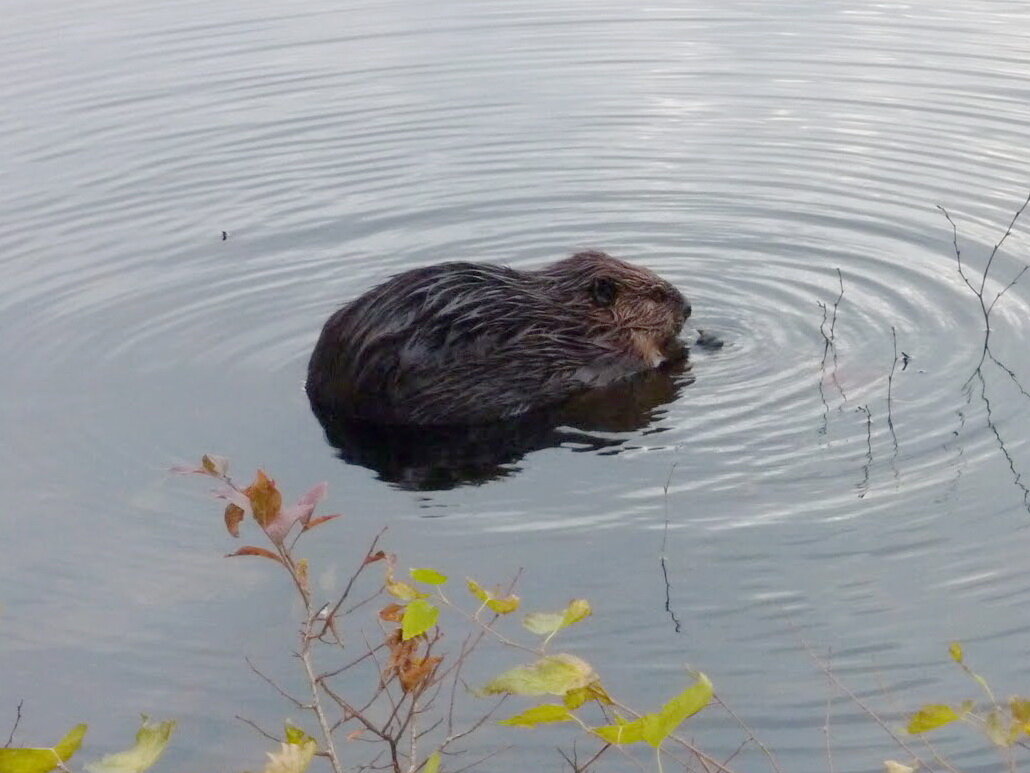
948,641,964,664
410,568,448,585
639,673,713,746
593,674,713,748
478,654,597,697
907,704,964,734
523,599,592,636
423,751,441,773
498,705,574,727
0,724,88,773
85,718,175,773
402,599,439,641
261,740,317,773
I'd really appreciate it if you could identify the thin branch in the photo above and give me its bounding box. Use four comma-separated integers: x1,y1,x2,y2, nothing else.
246,656,307,709
802,642,928,767
887,326,899,455
937,204,978,294
235,715,283,745
979,189,1030,297
715,694,782,773
988,264,1030,314
316,528,388,639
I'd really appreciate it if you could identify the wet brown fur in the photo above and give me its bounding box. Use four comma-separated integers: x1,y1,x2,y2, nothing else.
306,250,690,425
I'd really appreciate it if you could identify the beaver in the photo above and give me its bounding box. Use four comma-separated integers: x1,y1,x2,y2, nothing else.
306,250,691,425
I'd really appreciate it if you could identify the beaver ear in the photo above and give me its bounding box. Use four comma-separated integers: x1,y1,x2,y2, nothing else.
589,277,618,307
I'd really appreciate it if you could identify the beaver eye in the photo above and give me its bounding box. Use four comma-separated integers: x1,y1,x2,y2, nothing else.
589,277,618,307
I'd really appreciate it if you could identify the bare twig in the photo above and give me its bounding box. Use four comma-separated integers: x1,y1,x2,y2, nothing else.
235,715,283,745
802,641,928,767
660,463,683,634
978,190,1030,298
715,694,782,773
246,656,306,709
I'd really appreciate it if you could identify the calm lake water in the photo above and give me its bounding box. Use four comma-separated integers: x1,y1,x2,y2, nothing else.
4,1,1030,770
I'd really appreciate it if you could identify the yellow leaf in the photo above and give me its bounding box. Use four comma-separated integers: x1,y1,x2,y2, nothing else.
0,724,87,773
423,751,441,773
478,654,597,697
907,705,962,734
486,596,520,614
498,704,574,727
261,740,317,773
466,578,519,614
948,641,963,664
245,470,282,529
593,718,646,745
201,454,228,477
85,718,175,773
283,724,315,747
386,581,427,601
524,599,592,636
1010,697,1030,727
884,762,916,773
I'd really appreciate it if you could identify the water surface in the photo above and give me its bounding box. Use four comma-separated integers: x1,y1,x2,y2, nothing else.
4,1,1030,770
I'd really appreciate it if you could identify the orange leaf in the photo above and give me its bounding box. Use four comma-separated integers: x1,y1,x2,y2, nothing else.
244,469,282,529
303,514,342,532
400,655,442,693
226,546,283,564
364,550,387,566
380,604,405,623
224,503,244,538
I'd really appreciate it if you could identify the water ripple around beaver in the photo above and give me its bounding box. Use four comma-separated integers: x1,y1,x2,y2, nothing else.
4,1,1030,771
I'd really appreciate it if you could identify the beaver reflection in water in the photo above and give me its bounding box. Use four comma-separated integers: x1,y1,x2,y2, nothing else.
306,250,691,426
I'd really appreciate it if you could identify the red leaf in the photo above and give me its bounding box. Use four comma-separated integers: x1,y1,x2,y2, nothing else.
293,482,328,526
264,482,331,544
226,546,283,564
170,464,205,475
363,550,387,566
302,514,342,532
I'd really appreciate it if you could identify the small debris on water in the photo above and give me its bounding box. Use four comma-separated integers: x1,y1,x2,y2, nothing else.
901,351,911,370
695,329,724,350
221,231,228,241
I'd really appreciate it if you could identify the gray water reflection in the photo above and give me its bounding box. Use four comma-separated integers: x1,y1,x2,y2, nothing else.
4,0,1030,770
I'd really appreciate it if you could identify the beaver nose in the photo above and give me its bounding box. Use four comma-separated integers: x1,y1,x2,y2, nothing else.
672,287,691,320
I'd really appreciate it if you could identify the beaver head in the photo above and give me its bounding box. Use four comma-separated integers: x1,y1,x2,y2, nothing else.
307,250,691,425
537,250,690,367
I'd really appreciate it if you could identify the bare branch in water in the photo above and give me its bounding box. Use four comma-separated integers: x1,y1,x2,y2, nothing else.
887,326,900,459
4,699,23,748
978,189,1030,298
660,463,683,634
